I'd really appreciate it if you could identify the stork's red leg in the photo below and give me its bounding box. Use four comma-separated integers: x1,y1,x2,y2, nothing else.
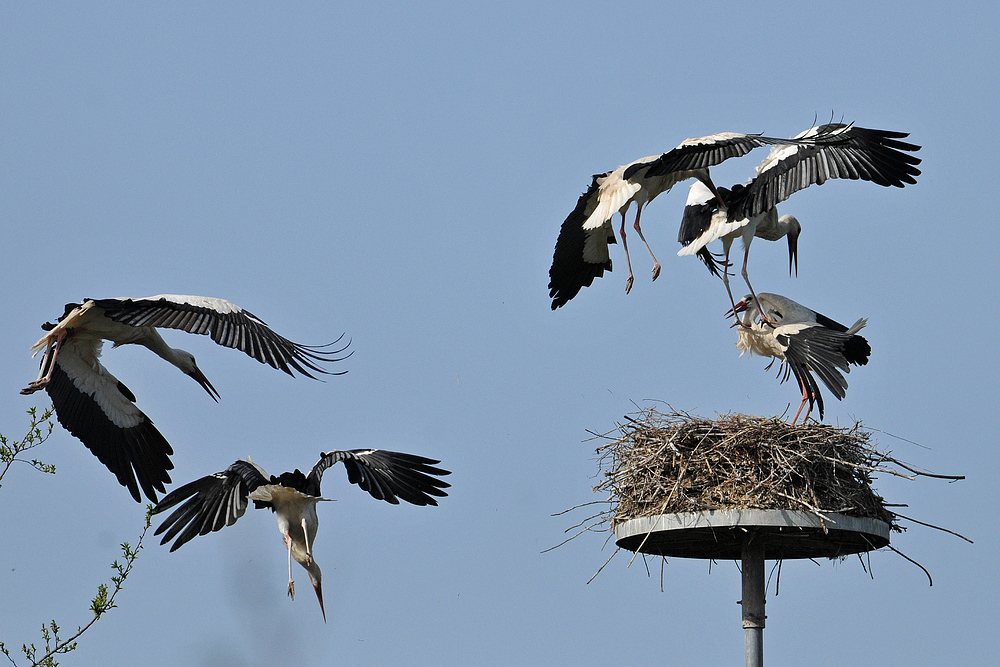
791,378,811,425
619,212,635,294
720,248,750,328
26,344,54,387
21,329,69,394
741,246,776,326
284,532,296,599
632,204,661,282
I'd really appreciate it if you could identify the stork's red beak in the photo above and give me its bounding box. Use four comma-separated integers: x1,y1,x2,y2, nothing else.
726,299,750,327
189,366,220,402
726,299,749,319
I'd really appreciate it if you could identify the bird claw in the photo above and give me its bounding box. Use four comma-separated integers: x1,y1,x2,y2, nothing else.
624,275,634,294
287,580,296,600
651,264,661,282
20,380,46,395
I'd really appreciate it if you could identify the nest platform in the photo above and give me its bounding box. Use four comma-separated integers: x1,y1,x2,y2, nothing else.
615,509,890,560
596,409,899,559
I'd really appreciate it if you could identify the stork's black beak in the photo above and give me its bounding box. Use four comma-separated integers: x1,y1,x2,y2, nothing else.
696,172,726,209
707,180,726,209
788,231,799,277
314,579,326,623
189,365,220,402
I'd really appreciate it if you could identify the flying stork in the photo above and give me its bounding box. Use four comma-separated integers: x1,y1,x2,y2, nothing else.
730,292,871,424
151,449,451,622
681,181,801,321
20,295,351,502
677,123,921,323
547,132,807,309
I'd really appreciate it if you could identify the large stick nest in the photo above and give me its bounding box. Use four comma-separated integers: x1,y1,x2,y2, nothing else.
597,408,899,530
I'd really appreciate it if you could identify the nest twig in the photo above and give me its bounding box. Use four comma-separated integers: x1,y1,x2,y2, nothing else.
567,408,966,542
599,408,899,529
555,408,968,586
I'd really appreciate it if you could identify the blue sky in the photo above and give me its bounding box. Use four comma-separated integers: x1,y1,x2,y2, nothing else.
1,2,995,665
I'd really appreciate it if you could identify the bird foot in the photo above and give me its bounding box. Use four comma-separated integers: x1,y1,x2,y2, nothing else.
20,380,47,395
287,580,296,600
624,275,634,294
651,264,661,282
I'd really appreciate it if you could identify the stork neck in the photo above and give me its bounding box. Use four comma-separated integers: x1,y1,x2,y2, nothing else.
138,330,187,371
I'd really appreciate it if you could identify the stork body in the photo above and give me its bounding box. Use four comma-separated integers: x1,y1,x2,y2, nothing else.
678,124,921,323
152,449,451,622
548,132,803,309
21,295,350,502
253,482,325,604
732,292,870,424
680,182,801,319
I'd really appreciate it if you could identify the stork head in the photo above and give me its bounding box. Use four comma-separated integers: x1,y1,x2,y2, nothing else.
176,351,220,402
726,295,759,328
780,215,801,277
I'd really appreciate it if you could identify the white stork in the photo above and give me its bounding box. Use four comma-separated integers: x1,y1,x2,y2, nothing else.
548,132,806,309
677,124,921,323
151,449,451,622
20,295,351,502
681,181,801,320
731,292,871,424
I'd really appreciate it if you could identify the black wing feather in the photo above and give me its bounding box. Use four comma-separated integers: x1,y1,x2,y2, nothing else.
548,177,614,309
778,325,871,419
814,312,849,333
151,460,269,552
91,296,351,379
726,125,921,221
46,357,173,503
635,133,794,180
307,449,451,506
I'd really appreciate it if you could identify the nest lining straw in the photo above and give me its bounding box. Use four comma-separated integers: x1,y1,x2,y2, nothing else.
596,408,900,531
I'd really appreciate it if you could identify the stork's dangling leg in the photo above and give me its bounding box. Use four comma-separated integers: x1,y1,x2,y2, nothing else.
722,269,741,327
21,329,70,394
631,203,661,282
22,347,54,393
741,246,776,326
719,246,747,328
301,518,311,557
619,212,636,294
284,532,296,599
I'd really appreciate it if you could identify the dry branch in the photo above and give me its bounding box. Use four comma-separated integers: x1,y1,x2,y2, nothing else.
595,409,899,531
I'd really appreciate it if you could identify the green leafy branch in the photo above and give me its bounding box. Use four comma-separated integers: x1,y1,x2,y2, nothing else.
1,409,150,667
0,407,56,488
0,511,152,667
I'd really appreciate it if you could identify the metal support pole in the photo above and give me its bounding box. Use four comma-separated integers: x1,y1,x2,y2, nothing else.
741,537,765,667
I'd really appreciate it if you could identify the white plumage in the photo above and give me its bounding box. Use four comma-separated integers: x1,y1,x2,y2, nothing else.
680,181,801,318
678,124,920,322
21,295,350,502
548,132,803,309
152,449,451,622
731,292,871,424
